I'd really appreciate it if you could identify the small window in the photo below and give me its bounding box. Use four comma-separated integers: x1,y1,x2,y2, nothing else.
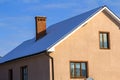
70,62,88,78
99,32,110,49
21,66,28,80
8,69,13,80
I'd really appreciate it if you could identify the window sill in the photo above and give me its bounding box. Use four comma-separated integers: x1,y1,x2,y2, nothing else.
70,77,87,79
100,48,110,50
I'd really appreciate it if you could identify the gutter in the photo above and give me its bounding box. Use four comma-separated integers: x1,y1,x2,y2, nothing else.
45,52,54,80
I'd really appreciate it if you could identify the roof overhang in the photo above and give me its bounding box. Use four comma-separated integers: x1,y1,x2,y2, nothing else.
47,6,120,52
104,7,120,24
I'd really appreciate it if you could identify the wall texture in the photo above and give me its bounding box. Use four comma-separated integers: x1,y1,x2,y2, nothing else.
50,11,120,80
0,54,50,80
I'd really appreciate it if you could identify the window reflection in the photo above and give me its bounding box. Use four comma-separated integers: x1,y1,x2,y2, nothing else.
70,62,87,78
81,63,86,77
76,63,80,77
70,63,75,77
99,32,109,49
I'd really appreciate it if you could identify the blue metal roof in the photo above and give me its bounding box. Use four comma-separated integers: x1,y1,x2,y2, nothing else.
0,6,103,63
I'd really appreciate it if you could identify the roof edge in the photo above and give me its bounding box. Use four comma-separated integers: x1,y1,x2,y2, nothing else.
47,6,120,52
0,50,47,64
104,7,120,24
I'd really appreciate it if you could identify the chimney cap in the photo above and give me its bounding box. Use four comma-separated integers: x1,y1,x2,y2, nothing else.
35,16,46,18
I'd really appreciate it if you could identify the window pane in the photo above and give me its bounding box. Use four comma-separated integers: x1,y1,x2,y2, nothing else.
70,63,75,77
75,63,80,77
100,33,103,48
70,62,88,78
99,32,109,49
81,63,87,77
103,33,108,48
21,66,28,80
24,67,28,80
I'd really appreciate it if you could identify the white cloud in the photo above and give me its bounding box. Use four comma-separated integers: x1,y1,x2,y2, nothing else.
0,0,10,3
106,0,120,6
0,16,32,30
0,23,7,27
26,3,77,11
43,3,76,9
0,16,35,56
0,0,39,4
0,16,34,36
21,0,39,3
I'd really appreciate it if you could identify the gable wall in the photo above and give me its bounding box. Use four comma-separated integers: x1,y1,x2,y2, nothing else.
50,11,120,80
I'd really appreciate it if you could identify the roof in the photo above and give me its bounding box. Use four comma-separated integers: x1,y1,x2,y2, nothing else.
0,6,120,63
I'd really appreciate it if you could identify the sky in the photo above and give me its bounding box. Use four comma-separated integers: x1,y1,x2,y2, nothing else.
0,0,120,57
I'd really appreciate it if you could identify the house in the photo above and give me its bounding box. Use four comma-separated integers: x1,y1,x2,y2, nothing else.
0,5,120,80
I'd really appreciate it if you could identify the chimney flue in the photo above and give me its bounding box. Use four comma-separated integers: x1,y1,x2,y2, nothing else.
35,16,46,41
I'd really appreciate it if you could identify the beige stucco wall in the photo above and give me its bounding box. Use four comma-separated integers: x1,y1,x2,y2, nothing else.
0,54,50,80
50,11,120,80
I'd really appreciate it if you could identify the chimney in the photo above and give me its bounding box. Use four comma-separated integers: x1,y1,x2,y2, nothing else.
35,16,46,40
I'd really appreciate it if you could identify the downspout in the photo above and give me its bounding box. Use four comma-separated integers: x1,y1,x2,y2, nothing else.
45,52,54,80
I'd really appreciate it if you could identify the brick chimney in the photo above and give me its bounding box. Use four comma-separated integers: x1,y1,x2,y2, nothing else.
35,16,46,40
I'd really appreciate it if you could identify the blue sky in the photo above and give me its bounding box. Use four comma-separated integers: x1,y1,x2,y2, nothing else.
0,0,120,56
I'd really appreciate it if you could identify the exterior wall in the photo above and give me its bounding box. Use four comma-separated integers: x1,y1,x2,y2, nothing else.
0,54,50,80
50,11,120,80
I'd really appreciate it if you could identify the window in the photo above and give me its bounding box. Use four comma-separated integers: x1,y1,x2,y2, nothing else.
70,62,88,78
8,69,13,80
21,66,28,80
99,32,110,49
